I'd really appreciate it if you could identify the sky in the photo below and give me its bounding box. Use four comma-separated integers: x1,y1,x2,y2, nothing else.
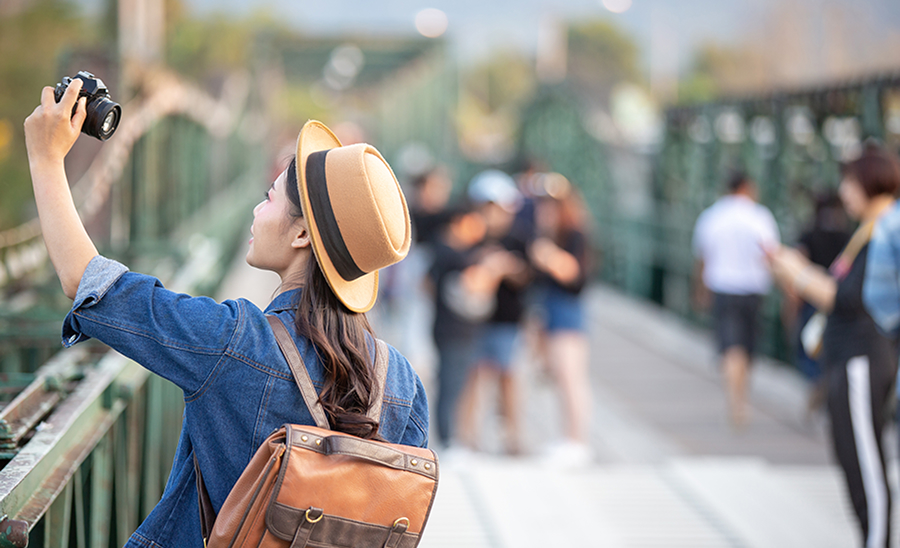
172,0,900,68
180,0,757,62
70,0,900,82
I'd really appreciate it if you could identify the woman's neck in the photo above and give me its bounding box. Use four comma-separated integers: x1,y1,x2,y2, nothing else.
276,267,308,295
862,195,895,223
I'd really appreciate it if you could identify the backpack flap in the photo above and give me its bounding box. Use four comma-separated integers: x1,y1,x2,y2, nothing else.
264,424,439,547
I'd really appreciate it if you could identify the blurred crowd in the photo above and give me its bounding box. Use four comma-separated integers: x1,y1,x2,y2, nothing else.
376,161,595,467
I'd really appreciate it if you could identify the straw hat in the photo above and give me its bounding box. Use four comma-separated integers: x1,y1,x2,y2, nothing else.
296,120,411,313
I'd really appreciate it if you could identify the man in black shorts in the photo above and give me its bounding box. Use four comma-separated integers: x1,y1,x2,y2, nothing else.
692,172,781,427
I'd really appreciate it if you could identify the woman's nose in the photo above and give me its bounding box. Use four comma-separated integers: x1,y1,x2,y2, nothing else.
253,201,264,216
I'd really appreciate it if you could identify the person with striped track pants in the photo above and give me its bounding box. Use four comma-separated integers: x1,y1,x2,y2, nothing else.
769,144,900,548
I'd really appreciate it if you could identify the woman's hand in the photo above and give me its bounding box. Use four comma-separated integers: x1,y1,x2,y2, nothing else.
480,248,524,279
529,237,556,272
529,237,580,285
24,79,87,168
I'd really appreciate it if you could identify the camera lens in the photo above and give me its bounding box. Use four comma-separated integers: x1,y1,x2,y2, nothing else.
85,97,121,141
101,110,118,136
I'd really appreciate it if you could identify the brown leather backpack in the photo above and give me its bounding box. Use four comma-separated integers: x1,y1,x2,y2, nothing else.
195,316,439,548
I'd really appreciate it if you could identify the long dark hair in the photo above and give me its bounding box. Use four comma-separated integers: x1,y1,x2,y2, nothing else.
283,156,382,440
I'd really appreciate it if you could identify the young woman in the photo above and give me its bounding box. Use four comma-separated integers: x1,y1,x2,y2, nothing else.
24,80,429,548
768,145,899,548
529,173,593,466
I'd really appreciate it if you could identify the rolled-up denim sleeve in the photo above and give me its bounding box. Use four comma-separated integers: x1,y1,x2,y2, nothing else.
864,220,900,336
62,255,240,395
62,256,130,346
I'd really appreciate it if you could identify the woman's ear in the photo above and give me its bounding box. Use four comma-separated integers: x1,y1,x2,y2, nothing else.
291,218,311,250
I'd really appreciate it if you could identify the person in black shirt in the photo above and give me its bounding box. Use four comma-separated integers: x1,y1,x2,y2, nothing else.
769,146,899,548
428,201,521,450
456,171,529,455
791,191,852,414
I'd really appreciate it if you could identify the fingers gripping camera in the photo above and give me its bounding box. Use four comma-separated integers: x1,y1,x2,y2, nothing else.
54,71,121,141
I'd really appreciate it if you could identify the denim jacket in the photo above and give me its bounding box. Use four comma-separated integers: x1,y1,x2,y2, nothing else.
62,256,429,548
865,202,900,338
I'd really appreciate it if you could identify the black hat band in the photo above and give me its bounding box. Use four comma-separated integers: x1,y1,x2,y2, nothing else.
306,149,366,281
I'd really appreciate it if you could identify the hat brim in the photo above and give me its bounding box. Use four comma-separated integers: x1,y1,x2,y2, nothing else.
296,120,379,313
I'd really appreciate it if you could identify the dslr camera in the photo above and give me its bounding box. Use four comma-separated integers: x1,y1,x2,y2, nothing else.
54,71,121,141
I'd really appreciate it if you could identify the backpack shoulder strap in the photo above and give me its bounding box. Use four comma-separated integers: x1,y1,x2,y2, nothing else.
266,315,330,430
367,339,390,423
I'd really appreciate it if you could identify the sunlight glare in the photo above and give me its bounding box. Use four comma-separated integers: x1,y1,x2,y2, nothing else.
601,0,632,14
415,8,449,38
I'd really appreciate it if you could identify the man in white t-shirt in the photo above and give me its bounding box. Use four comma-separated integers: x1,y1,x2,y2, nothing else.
692,172,781,427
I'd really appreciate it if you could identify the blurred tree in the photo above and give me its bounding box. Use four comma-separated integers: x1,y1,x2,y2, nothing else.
164,3,318,135
0,0,97,231
457,50,536,163
165,3,292,82
465,50,536,113
678,42,766,104
567,19,642,103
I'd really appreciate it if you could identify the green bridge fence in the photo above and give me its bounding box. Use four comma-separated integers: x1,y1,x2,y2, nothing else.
653,74,900,360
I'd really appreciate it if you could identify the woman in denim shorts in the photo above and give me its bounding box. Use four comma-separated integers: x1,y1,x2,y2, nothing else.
530,174,593,467
25,85,428,548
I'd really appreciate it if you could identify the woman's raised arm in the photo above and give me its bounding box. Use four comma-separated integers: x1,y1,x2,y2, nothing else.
24,79,99,299
767,244,837,313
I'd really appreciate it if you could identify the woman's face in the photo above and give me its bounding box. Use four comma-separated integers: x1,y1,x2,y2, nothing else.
246,169,302,274
480,202,515,239
838,175,868,221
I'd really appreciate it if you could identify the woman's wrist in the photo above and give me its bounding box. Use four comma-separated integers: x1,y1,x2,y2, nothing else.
28,159,68,189
28,152,66,171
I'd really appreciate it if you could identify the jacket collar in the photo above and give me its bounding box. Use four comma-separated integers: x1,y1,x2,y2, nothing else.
264,288,302,314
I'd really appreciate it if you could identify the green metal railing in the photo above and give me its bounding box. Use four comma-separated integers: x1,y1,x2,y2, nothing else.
0,69,266,546
651,74,900,359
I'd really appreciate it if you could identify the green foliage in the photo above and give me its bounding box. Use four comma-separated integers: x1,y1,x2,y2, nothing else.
567,19,642,99
678,42,765,104
464,51,536,113
0,0,98,230
678,73,719,104
166,6,291,80
167,16,251,76
272,83,330,129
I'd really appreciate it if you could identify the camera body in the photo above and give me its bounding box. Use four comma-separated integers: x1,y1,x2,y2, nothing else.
54,71,121,141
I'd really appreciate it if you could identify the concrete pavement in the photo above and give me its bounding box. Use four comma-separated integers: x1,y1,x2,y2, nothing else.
415,286,867,548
